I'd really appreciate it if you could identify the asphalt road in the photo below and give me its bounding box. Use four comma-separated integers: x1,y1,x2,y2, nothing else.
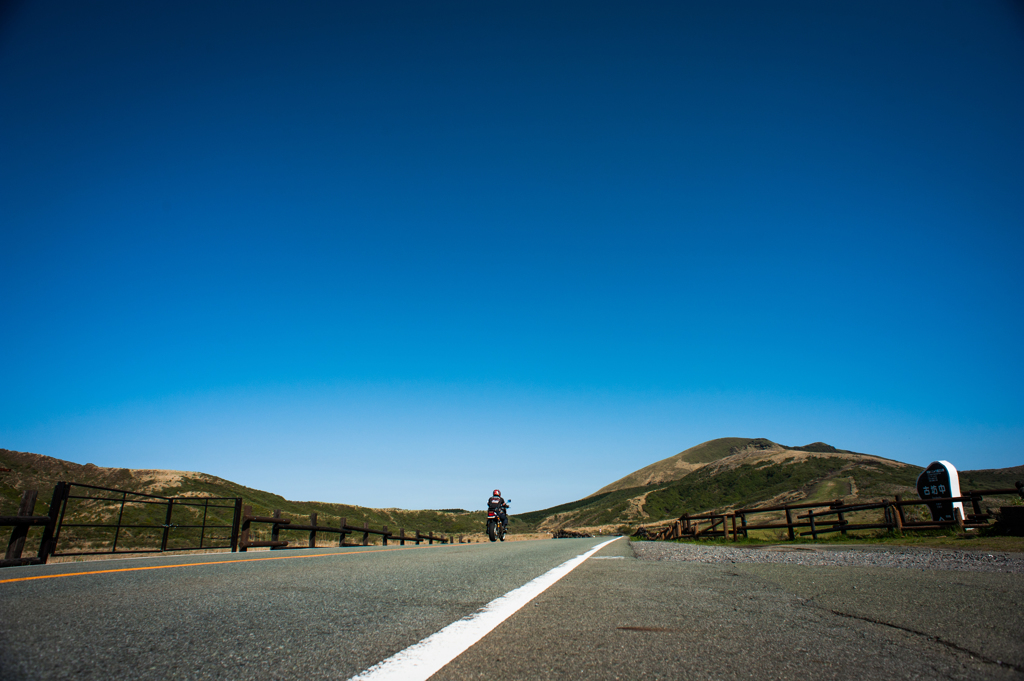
0,539,608,680
2,538,1021,680
435,539,1024,680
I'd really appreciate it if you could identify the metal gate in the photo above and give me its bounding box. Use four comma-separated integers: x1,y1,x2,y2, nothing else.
48,482,242,558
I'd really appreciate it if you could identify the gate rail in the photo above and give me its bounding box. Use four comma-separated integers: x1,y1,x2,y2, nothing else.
49,482,243,558
1,487,64,567
1,482,242,566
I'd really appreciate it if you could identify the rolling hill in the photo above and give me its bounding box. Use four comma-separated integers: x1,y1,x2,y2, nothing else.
0,448,489,538
515,438,1023,533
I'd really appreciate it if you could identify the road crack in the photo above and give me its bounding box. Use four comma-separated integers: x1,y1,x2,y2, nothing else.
812,603,1024,674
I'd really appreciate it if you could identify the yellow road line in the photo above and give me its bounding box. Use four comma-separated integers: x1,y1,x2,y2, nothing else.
0,544,448,585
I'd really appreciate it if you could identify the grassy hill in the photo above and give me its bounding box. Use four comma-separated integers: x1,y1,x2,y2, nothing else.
588,437,751,495
590,437,905,496
957,465,1024,491
0,449,490,544
513,439,1023,534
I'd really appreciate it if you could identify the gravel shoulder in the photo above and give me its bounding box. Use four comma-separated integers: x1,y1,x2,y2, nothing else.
632,540,1024,573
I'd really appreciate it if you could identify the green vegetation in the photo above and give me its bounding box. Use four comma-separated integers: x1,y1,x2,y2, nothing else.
513,482,679,529
642,456,855,520
957,467,1024,491
848,462,921,496
514,489,627,525
804,477,852,503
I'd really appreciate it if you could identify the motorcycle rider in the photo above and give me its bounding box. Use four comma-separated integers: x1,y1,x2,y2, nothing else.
487,489,509,530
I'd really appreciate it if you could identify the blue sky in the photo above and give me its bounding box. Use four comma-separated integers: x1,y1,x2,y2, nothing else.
2,1,1023,513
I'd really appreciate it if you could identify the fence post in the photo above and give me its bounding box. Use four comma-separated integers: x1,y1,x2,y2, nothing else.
5,490,38,561
731,514,737,542
969,493,983,519
38,482,68,563
160,498,175,552
785,506,795,540
382,526,388,546
111,491,128,553
891,500,903,535
271,510,282,550
415,530,422,545
362,521,369,546
954,507,965,530
199,498,209,550
339,517,348,547
808,510,818,540
239,505,253,552
835,499,847,536
229,498,243,553
309,513,318,548
399,528,406,546
894,495,907,530
740,512,748,539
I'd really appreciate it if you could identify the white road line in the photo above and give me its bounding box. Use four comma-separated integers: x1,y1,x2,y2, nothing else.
348,536,624,681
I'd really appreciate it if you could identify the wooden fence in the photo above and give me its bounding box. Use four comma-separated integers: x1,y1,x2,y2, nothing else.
639,484,1023,541
238,506,453,550
1,483,462,569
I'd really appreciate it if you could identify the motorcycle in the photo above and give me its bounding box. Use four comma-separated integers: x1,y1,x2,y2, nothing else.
486,500,510,542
